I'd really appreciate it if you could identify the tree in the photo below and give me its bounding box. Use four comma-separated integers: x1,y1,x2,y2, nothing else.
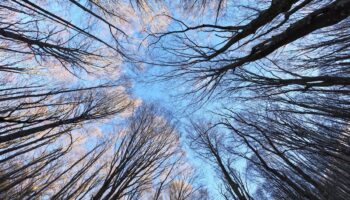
0,1,144,198
146,0,350,199
0,83,132,198
92,105,183,200
188,121,252,200
147,0,350,100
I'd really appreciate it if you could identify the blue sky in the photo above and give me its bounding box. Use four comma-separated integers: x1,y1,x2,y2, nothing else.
30,1,259,198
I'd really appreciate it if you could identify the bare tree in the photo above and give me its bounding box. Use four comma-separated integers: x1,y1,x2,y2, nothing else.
188,121,252,200
91,105,184,200
144,1,350,199
0,83,132,198
217,107,350,199
0,1,142,198
166,168,206,200
146,0,350,100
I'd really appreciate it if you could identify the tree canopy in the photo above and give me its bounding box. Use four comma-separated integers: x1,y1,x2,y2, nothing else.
0,0,349,199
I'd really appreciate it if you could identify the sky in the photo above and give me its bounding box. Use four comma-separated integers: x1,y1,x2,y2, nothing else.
128,2,258,197
4,1,349,199
9,0,261,198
